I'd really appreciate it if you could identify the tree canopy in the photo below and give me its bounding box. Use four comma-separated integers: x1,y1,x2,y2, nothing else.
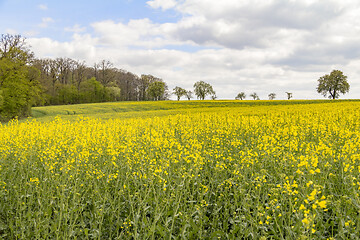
317,70,350,99
185,90,193,100
193,81,215,100
286,92,292,100
235,92,246,100
173,86,187,101
147,81,166,101
0,34,41,121
250,92,259,100
268,93,276,100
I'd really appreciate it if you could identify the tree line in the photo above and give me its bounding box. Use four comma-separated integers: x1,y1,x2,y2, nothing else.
233,92,292,100
0,34,168,121
32,58,169,105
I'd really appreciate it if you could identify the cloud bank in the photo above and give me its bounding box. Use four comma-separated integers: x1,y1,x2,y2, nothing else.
27,0,360,99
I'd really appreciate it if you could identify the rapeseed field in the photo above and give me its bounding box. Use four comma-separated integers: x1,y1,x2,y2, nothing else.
1,101,360,239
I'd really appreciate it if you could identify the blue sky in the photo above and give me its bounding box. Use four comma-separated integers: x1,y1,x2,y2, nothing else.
1,0,180,40
1,0,360,100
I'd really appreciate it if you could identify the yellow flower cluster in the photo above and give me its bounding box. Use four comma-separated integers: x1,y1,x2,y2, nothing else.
1,100,360,238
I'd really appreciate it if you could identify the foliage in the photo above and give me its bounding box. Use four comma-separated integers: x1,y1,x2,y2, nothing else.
147,81,166,101
53,84,79,105
250,92,259,100
173,86,187,101
0,41,41,121
106,86,121,101
193,81,215,100
185,90,193,100
79,77,109,103
268,92,276,100
2,101,360,238
286,92,293,100
317,70,350,99
0,34,171,112
235,92,246,100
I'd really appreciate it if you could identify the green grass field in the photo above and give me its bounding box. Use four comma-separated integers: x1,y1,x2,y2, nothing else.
30,99,357,122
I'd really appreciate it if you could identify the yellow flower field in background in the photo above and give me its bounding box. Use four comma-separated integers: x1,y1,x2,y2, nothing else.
1,100,360,239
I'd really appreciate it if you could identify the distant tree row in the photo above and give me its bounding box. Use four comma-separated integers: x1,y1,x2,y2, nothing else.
234,92,293,100
173,81,216,100
234,70,350,101
0,34,168,121
32,58,168,105
176,70,350,102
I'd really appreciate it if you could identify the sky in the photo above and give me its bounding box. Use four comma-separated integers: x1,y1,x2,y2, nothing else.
1,0,360,100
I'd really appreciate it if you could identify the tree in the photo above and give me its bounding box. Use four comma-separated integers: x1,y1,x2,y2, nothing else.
147,81,166,101
286,92,292,100
79,77,107,103
250,92,259,100
56,57,74,85
268,93,276,100
235,92,246,100
173,86,187,101
0,34,41,121
317,70,350,99
193,81,215,100
73,60,87,91
95,60,115,87
185,90,193,100
138,74,164,101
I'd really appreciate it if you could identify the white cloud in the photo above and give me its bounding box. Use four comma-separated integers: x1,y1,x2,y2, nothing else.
65,24,87,33
5,28,17,35
38,17,54,28
28,34,98,61
38,4,48,10
146,0,178,10
28,0,360,99
24,30,39,37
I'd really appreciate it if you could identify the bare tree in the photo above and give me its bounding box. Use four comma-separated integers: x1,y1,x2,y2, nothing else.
0,34,34,63
73,60,87,91
97,60,114,86
48,59,59,94
56,57,74,85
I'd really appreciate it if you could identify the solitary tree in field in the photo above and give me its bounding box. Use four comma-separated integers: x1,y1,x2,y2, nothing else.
286,92,292,100
173,86,187,101
317,70,350,99
193,81,215,100
235,92,246,100
268,93,276,100
185,90,193,100
250,92,259,100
